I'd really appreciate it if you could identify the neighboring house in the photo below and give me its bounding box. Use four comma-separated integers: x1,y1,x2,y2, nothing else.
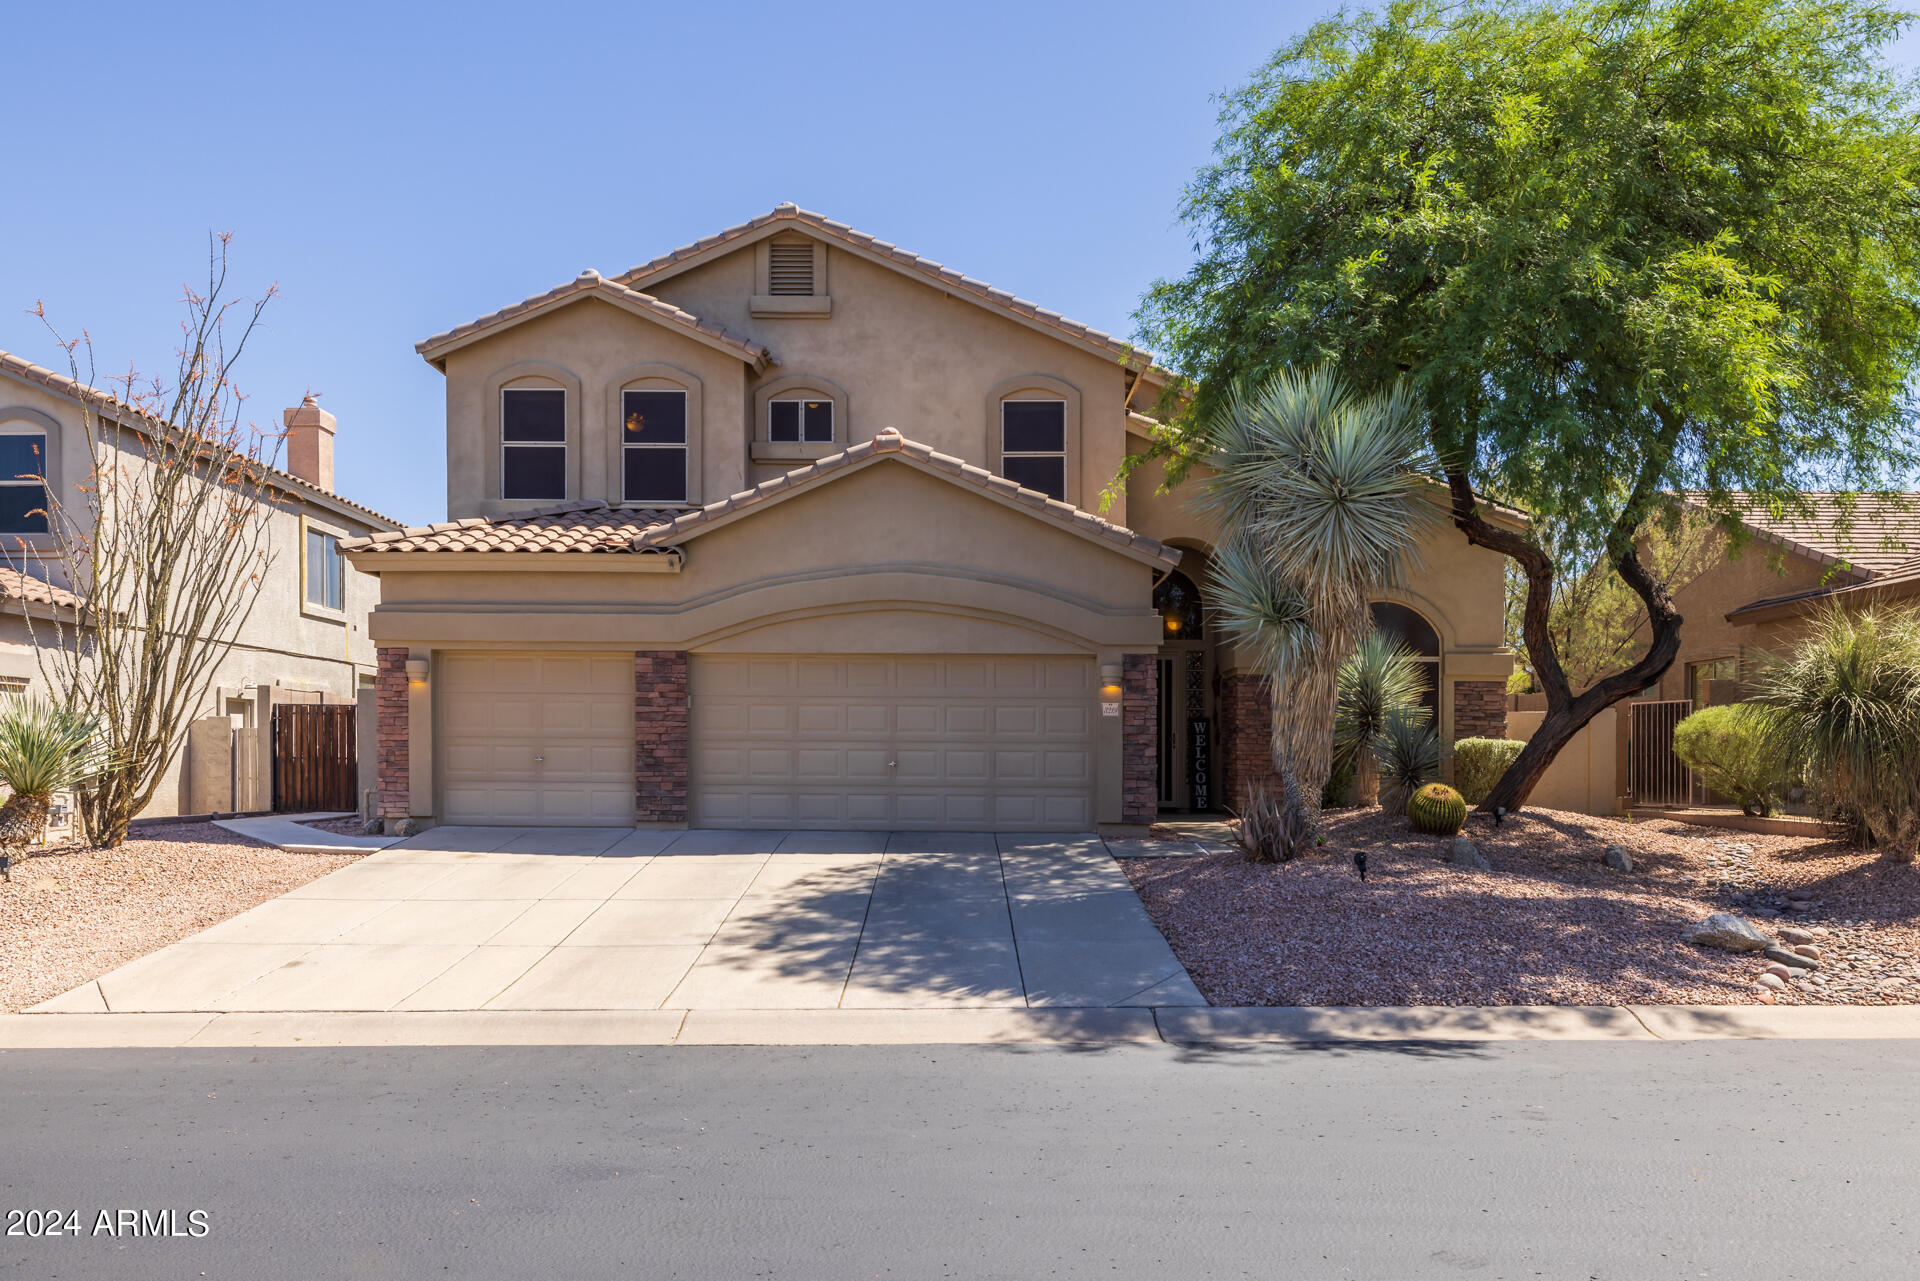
1653,492,1919,705
0,351,403,824
349,204,1516,831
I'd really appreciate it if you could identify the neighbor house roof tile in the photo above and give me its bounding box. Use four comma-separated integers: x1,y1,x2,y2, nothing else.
1686,490,1920,578
0,567,82,611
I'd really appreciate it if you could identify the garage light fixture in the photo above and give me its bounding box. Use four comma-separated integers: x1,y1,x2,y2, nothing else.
1099,663,1122,697
405,657,429,683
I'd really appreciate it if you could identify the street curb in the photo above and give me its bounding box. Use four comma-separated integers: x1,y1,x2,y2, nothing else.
4,1004,1920,1049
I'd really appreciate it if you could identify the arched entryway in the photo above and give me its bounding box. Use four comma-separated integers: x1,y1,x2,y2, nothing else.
1154,565,1218,813
1370,600,1442,721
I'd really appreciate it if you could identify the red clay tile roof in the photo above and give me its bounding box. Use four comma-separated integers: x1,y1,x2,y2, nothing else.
343,430,1183,569
614,204,1169,379
0,567,82,611
341,501,685,554
1686,490,1919,578
415,271,776,371
0,349,402,531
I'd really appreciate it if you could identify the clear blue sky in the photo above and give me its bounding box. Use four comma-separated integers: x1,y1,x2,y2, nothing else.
6,3,1918,525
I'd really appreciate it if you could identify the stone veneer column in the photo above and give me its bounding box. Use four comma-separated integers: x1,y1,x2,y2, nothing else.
375,647,410,820
1452,680,1509,741
1217,672,1281,814
1121,654,1158,825
634,651,689,823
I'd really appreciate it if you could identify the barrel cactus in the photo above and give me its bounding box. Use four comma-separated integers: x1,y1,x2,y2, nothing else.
1407,782,1468,835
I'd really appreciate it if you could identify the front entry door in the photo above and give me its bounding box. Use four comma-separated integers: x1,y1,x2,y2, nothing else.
1156,646,1214,812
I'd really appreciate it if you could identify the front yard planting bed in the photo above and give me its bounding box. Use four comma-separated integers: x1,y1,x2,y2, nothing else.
0,824,366,1012
1124,807,1920,1007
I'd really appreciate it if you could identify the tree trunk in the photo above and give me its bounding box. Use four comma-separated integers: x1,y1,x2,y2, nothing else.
1355,752,1380,807
1441,468,1684,814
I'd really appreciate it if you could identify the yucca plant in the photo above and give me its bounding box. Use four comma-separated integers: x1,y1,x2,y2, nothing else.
1748,606,1920,862
1204,368,1437,807
1373,707,1440,816
1335,629,1428,807
0,697,111,854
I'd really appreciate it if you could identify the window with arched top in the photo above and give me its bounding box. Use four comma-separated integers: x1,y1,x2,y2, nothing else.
1370,600,1440,720
0,419,52,534
1154,569,1204,641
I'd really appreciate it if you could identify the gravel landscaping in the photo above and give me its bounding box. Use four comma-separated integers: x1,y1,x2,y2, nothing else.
1124,807,1920,1007
0,824,366,1012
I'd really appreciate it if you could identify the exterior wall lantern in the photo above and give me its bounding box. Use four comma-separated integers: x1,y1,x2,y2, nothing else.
405,657,430,684
1098,663,1122,698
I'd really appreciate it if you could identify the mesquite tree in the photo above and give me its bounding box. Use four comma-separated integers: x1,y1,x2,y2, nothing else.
17,236,280,846
1137,0,1920,812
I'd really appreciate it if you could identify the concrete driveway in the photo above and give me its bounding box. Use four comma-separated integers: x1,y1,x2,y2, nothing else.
43,829,1205,1014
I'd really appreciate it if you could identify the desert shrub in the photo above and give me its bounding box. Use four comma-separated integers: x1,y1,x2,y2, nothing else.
1452,737,1526,805
1749,606,1920,861
1671,704,1785,817
1334,630,1426,805
1373,707,1439,814
1238,766,1312,864
1407,782,1468,834
1321,749,1358,809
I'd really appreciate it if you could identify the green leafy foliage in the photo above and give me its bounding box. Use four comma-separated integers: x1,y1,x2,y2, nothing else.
0,697,111,802
1373,707,1441,812
1407,783,1469,835
1749,607,1920,860
1453,738,1528,805
1671,705,1787,817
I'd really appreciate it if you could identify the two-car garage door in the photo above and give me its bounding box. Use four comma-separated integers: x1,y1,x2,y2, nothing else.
437,652,1097,830
689,655,1095,830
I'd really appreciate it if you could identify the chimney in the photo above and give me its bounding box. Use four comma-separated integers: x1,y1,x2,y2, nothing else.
283,392,336,491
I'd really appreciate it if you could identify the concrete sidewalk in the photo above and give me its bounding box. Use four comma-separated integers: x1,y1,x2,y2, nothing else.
213,812,402,855
4,1004,1920,1048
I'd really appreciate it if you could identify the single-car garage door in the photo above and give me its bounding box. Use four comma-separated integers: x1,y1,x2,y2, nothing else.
439,652,634,825
690,655,1094,830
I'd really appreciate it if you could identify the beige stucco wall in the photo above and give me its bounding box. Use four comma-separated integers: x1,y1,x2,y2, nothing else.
0,373,388,818
440,299,750,519
1646,538,1847,700
1509,707,1621,815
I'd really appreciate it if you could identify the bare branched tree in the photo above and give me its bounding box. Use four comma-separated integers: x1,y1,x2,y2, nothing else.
11,235,282,847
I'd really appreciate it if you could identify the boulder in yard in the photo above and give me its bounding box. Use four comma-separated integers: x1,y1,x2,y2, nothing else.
1602,844,1633,872
1683,913,1771,952
1449,837,1491,870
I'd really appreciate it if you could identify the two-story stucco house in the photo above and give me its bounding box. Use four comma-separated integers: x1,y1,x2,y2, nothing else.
350,205,1517,832
0,351,402,823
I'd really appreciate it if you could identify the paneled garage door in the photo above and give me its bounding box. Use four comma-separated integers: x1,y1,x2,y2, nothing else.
438,652,634,825
690,655,1095,830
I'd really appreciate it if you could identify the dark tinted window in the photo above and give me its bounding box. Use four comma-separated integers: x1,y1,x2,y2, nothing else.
624,446,687,503
623,390,687,443
1003,455,1065,501
0,433,46,480
1369,602,1440,656
1002,400,1065,453
0,484,49,534
769,400,800,442
502,389,565,442
802,400,833,442
503,445,566,500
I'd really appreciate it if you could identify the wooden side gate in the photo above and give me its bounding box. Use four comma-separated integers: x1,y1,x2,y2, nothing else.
272,703,357,813
1628,699,1693,808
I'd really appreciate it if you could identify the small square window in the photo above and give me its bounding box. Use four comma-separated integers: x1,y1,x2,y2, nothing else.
624,447,687,503
769,398,833,444
1002,455,1066,500
305,527,344,611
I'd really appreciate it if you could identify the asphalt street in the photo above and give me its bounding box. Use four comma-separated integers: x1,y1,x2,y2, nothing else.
2,1038,1915,1279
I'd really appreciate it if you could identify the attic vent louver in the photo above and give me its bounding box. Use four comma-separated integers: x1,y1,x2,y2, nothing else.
768,241,814,296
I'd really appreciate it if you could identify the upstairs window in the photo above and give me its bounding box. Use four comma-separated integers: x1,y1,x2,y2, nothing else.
1000,400,1066,501
501,388,566,500
769,397,833,443
305,527,344,611
767,241,815,295
0,427,49,534
623,389,689,503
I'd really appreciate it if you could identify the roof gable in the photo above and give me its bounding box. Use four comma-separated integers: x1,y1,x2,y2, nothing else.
415,270,776,372
614,204,1170,382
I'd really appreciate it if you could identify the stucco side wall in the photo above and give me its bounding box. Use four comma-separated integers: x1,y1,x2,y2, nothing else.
1650,540,1846,699
440,298,750,519
363,461,1164,655
649,248,1134,520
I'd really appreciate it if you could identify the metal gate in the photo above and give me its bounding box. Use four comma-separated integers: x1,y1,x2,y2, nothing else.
272,703,357,812
1628,699,1693,807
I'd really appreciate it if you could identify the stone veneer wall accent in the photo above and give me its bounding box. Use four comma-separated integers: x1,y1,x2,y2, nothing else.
1217,672,1280,814
634,650,689,823
1121,654,1159,824
1452,680,1508,741
375,647,410,820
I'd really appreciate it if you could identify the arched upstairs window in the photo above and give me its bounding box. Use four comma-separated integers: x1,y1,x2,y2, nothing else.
1154,570,1204,641
1370,601,1440,720
0,420,50,534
